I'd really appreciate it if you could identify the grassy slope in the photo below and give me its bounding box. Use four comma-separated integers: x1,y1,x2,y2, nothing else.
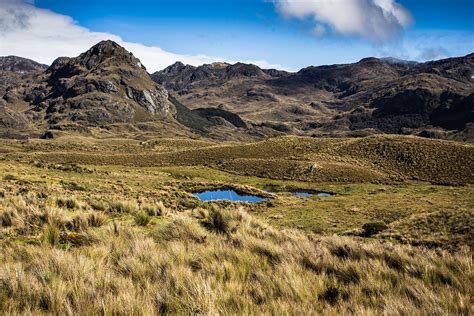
6,135,472,183
0,193,472,315
0,135,473,314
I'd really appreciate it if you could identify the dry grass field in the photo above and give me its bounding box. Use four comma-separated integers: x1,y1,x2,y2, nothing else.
0,134,473,314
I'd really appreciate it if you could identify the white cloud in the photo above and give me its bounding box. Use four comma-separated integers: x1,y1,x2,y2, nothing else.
0,0,283,71
271,0,413,41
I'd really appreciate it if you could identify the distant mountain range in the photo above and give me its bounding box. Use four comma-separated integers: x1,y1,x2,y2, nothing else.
1,41,473,141
153,52,474,141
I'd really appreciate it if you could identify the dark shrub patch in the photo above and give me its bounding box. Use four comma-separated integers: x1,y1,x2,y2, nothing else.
362,221,388,237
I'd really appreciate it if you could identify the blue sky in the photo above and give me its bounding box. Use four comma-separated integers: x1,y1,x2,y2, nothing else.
2,0,473,71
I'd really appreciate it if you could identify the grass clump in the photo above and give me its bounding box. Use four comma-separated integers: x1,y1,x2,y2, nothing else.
0,209,18,227
134,211,151,226
56,197,80,210
108,200,138,213
42,221,62,246
202,206,235,234
0,202,472,315
142,201,168,216
3,174,17,181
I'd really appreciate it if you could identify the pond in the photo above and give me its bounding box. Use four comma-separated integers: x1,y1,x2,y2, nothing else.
292,191,334,197
192,190,270,203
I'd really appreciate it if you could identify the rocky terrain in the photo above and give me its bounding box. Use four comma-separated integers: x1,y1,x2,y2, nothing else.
1,41,473,141
153,54,474,141
0,41,251,140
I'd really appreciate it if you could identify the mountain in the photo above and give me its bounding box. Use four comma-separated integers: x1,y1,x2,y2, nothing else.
152,54,474,142
0,56,48,73
1,42,473,141
0,41,251,139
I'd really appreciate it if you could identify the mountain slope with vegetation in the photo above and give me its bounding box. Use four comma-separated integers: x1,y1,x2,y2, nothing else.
153,54,474,142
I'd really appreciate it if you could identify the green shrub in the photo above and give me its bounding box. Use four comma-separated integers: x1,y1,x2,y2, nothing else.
362,221,388,237
134,211,151,226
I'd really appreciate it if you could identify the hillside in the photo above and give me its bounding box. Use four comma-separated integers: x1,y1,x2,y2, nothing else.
0,134,472,314
153,54,474,142
4,134,473,184
1,42,472,142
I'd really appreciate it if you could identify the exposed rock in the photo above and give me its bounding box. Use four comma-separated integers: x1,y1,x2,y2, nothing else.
38,40,174,125
0,56,47,73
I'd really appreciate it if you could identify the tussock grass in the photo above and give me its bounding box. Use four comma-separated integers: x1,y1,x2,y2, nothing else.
56,197,80,210
142,201,168,216
134,211,151,226
0,193,472,314
0,136,472,314
108,200,138,213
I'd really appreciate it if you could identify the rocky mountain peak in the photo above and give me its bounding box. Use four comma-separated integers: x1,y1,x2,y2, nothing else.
0,56,47,73
78,40,145,71
31,41,175,126
225,63,267,78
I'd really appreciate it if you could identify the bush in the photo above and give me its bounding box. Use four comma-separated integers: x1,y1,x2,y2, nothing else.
134,211,151,226
362,221,388,237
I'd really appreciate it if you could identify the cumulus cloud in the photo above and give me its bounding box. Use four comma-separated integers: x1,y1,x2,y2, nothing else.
0,0,282,71
271,0,413,41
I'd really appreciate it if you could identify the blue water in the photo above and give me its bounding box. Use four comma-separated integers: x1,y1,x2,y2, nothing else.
292,191,334,197
193,190,270,202
317,192,333,197
292,192,313,197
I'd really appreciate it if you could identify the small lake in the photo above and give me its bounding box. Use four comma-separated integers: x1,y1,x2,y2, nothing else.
263,186,334,198
193,190,270,202
292,191,334,197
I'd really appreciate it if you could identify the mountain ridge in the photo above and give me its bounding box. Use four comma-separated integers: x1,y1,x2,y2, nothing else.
1,41,473,141
152,52,474,142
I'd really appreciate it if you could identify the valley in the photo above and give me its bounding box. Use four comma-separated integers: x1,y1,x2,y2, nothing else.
0,40,473,314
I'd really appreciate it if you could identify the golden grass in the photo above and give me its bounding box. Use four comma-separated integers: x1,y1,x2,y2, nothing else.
4,135,473,183
0,135,472,314
0,193,472,314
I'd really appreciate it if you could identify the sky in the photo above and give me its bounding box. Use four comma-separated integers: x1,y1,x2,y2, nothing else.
0,0,473,72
